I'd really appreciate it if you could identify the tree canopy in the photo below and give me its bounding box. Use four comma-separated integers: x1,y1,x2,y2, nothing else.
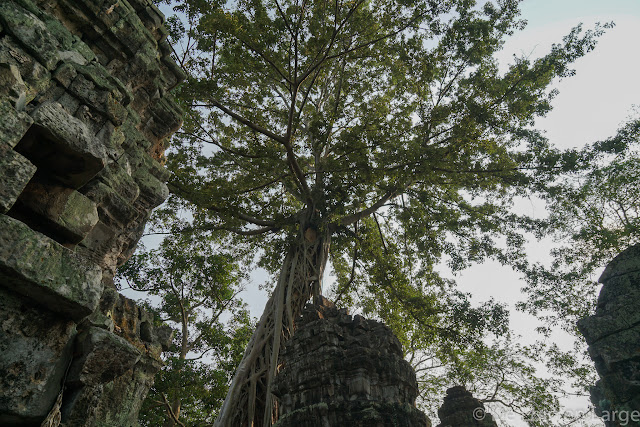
118,231,252,426
151,0,611,425
521,116,640,333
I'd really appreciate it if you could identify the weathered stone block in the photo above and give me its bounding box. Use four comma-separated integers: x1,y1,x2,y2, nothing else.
52,62,78,88
16,180,99,243
133,166,168,208
0,288,76,424
95,121,126,160
67,71,128,125
596,271,640,308
0,63,27,111
0,215,103,320
68,326,141,387
125,142,170,181
589,328,640,372
0,142,36,213
579,281,640,345
110,16,148,57
82,181,141,227
74,61,131,105
581,244,640,424
58,49,88,66
94,162,140,203
18,101,107,188
78,220,116,256
0,36,52,105
600,245,640,283
273,300,429,426
0,0,61,70
61,354,161,427
436,386,497,427
147,96,182,139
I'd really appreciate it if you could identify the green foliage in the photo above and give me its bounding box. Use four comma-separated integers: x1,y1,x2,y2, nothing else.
152,0,614,424
162,0,606,333
117,231,252,425
521,116,640,334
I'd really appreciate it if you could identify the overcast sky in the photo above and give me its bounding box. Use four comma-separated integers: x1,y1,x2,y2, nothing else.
458,0,640,326
454,1,639,424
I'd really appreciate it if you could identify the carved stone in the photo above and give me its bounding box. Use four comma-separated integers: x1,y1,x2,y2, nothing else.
436,386,497,427
273,299,430,427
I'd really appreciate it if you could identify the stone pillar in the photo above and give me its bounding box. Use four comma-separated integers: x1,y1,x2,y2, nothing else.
436,386,497,427
0,0,182,425
272,299,430,427
578,244,640,426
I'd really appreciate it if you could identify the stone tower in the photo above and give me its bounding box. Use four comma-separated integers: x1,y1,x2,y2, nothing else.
578,244,640,426
0,0,182,425
272,299,430,427
435,386,498,427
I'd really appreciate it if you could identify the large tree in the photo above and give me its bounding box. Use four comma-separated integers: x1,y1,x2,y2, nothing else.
158,0,607,424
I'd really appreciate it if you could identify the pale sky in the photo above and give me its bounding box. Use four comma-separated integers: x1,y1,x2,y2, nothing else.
459,0,640,337
456,1,640,425
461,0,640,324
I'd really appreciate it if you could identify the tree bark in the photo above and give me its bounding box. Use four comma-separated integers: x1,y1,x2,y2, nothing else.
163,299,189,427
215,225,330,427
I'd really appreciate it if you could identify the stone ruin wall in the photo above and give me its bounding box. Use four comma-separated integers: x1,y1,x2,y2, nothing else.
272,300,431,427
579,243,640,427
271,299,500,427
0,0,182,425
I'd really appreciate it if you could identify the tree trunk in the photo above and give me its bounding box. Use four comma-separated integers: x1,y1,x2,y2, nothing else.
164,301,189,426
215,225,331,427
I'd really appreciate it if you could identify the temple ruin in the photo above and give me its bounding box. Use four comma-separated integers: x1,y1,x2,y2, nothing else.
0,0,638,426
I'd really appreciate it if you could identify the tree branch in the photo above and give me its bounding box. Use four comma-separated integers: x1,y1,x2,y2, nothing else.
209,99,286,144
161,393,186,427
337,187,400,226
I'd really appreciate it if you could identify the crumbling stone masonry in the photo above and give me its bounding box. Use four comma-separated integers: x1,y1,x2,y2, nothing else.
0,0,183,425
435,386,498,427
272,299,430,427
578,244,640,427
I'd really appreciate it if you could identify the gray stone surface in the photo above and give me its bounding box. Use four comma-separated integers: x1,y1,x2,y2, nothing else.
67,326,141,387
436,386,497,427
0,96,32,142
0,31,52,106
16,181,99,243
0,0,61,70
273,299,430,427
0,141,36,213
0,215,103,321
0,289,76,424
0,0,183,424
60,354,161,427
0,70,30,122
599,245,640,283
579,244,640,426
